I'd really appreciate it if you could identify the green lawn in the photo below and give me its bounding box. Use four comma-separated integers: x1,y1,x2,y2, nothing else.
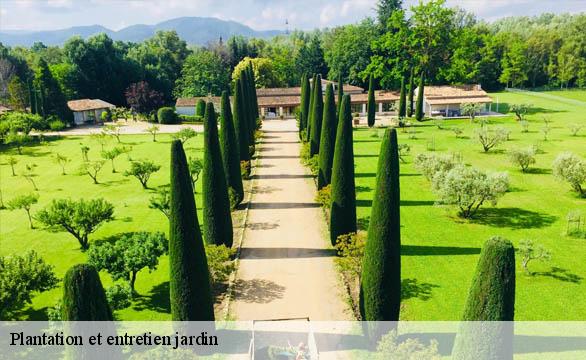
542,89,586,102
0,133,205,320
353,91,586,320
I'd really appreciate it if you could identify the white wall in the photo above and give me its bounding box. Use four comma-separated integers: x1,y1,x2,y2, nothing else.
176,106,195,116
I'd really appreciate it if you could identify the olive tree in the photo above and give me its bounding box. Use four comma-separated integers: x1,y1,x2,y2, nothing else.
36,198,115,250
145,125,160,142
22,163,38,190
54,153,70,175
87,232,168,293
7,156,17,176
188,157,203,191
508,148,536,172
568,124,582,136
476,127,506,152
80,160,105,184
431,165,509,218
413,153,457,181
518,240,551,275
149,187,170,219
509,103,532,121
124,160,161,189
460,102,483,122
0,251,58,318
552,152,586,197
100,147,123,173
103,124,123,143
172,127,197,144
7,193,39,229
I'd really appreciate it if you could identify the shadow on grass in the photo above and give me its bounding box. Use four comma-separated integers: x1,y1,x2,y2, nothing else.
356,199,434,207
533,267,583,284
132,281,170,313
401,278,440,301
524,167,552,175
355,186,372,193
15,306,50,321
498,102,566,115
472,207,557,229
354,154,378,158
402,245,481,256
355,173,376,178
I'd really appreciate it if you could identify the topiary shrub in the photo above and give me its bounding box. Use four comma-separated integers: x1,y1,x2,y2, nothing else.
157,107,176,124
318,83,337,189
196,99,206,117
219,91,244,205
61,263,113,320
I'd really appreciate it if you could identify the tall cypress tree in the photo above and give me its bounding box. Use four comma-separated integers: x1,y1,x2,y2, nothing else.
367,74,376,127
337,74,344,116
240,72,255,156
62,264,113,320
329,94,356,245
196,99,206,117
28,79,37,115
245,66,256,142
202,103,233,247
360,128,401,321
220,91,244,205
248,63,259,122
169,140,214,320
415,71,425,121
309,74,324,156
300,74,310,137
306,74,317,143
234,78,250,162
398,75,407,118
407,68,415,117
318,84,337,189
452,236,515,360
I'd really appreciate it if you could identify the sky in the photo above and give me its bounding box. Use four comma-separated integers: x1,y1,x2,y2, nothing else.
0,0,585,32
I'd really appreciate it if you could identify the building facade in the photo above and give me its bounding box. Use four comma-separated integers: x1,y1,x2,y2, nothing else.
415,85,493,117
67,99,115,125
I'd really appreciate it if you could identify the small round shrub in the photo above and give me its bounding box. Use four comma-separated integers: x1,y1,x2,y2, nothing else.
157,107,177,124
49,120,66,131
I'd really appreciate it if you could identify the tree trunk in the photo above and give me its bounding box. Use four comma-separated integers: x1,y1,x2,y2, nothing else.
26,210,34,229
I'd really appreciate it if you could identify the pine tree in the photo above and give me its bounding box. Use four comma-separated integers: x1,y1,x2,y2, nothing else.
407,68,415,117
329,95,356,245
300,74,310,137
35,58,71,123
202,103,234,247
61,264,113,320
309,74,324,156
306,74,317,142
415,71,425,121
398,75,406,118
233,78,250,162
337,74,344,116
318,84,337,189
360,128,401,321
219,91,244,204
367,74,376,127
452,236,515,360
169,140,215,321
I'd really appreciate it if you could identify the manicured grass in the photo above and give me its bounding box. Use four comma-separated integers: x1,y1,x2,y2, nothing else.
354,91,585,320
0,133,205,320
542,90,586,102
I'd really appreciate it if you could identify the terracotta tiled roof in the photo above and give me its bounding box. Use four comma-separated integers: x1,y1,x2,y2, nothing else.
417,85,492,105
256,87,301,97
67,99,115,112
426,96,492,105
350,90,400,103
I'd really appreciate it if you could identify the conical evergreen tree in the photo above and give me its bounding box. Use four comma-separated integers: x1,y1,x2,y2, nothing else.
61,264,113,320
240,72,255,156
318,84,337,189
367,74,376,127
300,74,310,137
452,236,515,360
245,66,256,142
309,74,323,156
202,103,233,247
234,78,250,162
220,91,244,204
407,68,415,117
169,140,215,321
398,75,407,118
337,74,344,115
196,99,206,117
248,63,259,122
306,74,317,142
415,71,425,121
329,94,356,245
359,128,401,321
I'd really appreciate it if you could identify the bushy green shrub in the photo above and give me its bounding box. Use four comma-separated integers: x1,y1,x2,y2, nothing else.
414,153,457,181
105,283,133,310
61,263,113,320
178,114,203,123
315,184,332,208
205,244,236,285
552,152,586,197
508,148,536,172
157,107,176,124
49,120,66,131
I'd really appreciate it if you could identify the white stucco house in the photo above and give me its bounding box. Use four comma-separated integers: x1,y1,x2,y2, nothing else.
67,99,115,125
414,85,493,117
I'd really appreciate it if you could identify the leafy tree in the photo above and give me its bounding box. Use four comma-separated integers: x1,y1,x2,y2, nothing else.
169,140,214,321
518,240,551,274
499,37,528,88
509,103,532,121
508,148,536,172
90,131,110,151
476,127,506,152
171,127,197,144
219,91,244,204
22,163,38,190
295,35,328,78
54,153,70,175
460,102,483,122
202,103,233,247
7,156,17,176
79,144,90,161
232,57,282,88
34,58,71,123
145,125,159,142
318,84,337,189
431,165,509,218
376,0,403,28
309,74,324,156
87,232,168,292
61,264,113,321
398,75,406,118
100,147,122,173
36,198,115,250
125,81,164,115
414,153,457,181
7,193,39,229
124,160,161,189
6,132,31,155
80,160,105,184
0,251,58,318
196,99,206,117
330,95,357,245
188,157,204,191
7,75,29,111
233,77,250,162
552,152,586,197
415,72,424,121
368,74,376,126
157,107,177,124
360,128,401,322
149,187,170,219
174,48,230,97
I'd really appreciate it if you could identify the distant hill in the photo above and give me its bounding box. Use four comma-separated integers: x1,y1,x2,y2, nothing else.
0,17,284,47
